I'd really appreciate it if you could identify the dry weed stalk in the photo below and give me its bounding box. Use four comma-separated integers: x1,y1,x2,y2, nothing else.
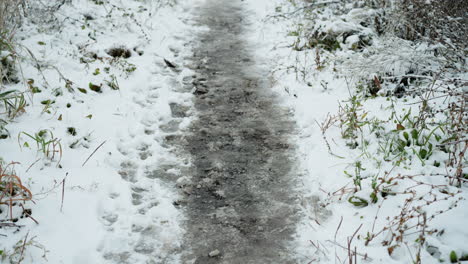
315,113,339,155
323,170,463,261
0,162,33,221
315,48,323,70
445,98,467,186
362,173,462,253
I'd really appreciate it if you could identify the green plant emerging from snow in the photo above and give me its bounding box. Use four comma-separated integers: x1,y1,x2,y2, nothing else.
18,130,62,162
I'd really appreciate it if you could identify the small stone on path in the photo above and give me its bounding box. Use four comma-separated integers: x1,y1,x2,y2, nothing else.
209,249,220,258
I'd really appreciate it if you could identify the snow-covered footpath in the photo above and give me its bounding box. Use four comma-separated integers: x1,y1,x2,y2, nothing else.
1,0,200,263
1,0,467,263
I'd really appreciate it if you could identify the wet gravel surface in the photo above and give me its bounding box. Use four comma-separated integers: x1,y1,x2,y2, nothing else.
177,0,302,263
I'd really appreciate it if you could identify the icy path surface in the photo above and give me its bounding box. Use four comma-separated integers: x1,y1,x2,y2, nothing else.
177,0,302,262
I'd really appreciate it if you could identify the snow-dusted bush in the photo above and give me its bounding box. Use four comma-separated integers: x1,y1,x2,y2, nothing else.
360,0,466,72
386,0,467,56
0,0,25,87
0,0,26,33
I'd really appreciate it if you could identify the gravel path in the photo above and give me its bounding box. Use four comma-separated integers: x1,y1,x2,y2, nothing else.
178,0,302,263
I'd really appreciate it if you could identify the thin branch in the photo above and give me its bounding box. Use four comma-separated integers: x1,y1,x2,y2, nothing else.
285,1,341,16
25,158,41,173
60,173,68,212
326,240,371,260
82,140,106,167
17,231,28,264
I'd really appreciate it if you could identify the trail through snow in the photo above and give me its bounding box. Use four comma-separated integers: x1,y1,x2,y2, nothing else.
96,0,304,263
175,0,302,262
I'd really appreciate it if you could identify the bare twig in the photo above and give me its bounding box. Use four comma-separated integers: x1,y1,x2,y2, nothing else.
60,173,68,212
82,140,106,167
284,1,340,16
0,222,23,228
334,216,343,241
18,231,28,264
18,204,38,225
25,158,41,173
347,224,363,264
334,216,343,264
455,143,468,181
326,240,371,260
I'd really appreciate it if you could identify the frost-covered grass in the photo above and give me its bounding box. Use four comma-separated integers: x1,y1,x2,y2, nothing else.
247,0,467,263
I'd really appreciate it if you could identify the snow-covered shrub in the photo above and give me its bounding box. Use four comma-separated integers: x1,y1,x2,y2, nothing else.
0,0,27,88
386,0,467,60
0,0,23,87
0,0,26,32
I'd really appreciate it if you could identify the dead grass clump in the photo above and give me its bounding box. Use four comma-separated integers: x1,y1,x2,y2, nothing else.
0,161,33,222
106,46,132,59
